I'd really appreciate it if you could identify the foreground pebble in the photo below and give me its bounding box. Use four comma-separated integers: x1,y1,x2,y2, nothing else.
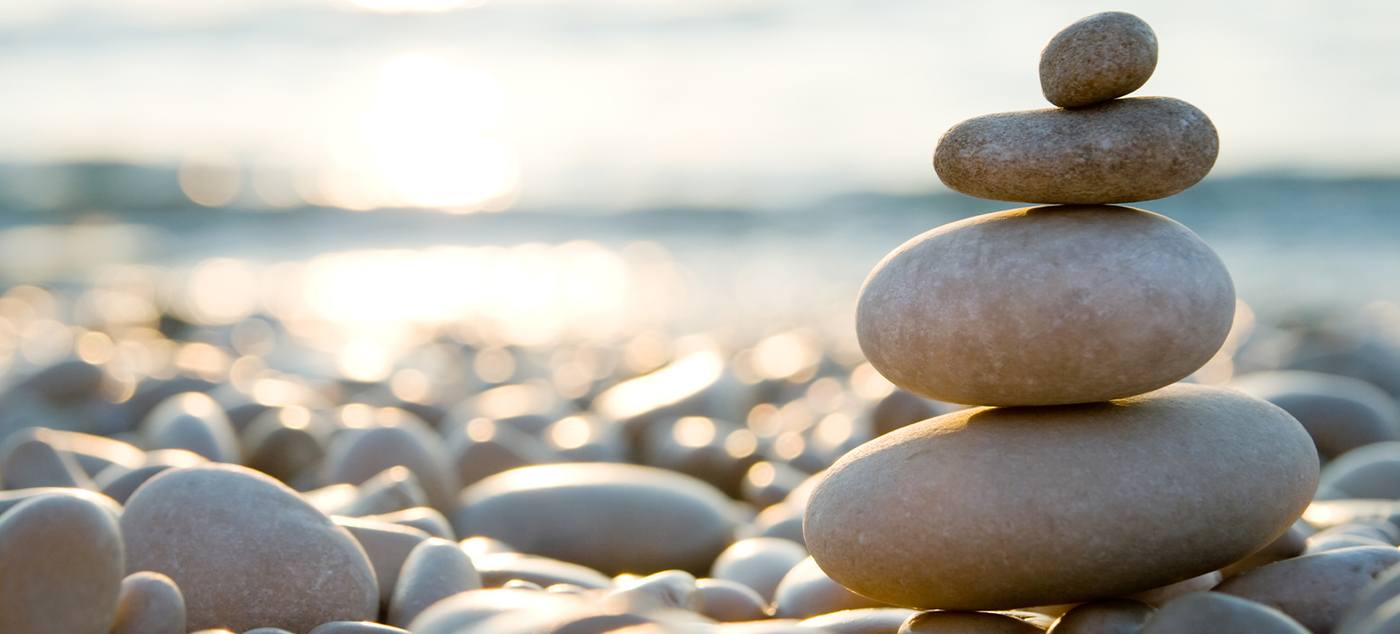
856,205,1234,406
1216,546,1400,633
111,571,186,634
933,97,1218,204
805,384,1317,609
1047,599,1153,633
121,464,378,632
456,462,739,575
388,537,482,627
773,557,887,618
0,493,125,634
1141,592,1307,634
1040,11,1157,107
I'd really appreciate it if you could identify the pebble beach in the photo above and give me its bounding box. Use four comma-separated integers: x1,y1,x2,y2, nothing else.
2,8,1400,634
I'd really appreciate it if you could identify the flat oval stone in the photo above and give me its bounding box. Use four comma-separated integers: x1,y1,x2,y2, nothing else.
695,578,769,622
121,464,378,632
899,611,1042,633
456,463,738,575
111,571,186,634
1047,599,1153,634
711,537,808,602
1141,593,1307,634
933,98,1218,204
805,384,1317,610
1233,371,1400,460
857,206,1235,406
0,494,125,634
773,556,887,618
334,516,431,611
1216,546,1400,633
389,537,482,627
1040,12,1157,108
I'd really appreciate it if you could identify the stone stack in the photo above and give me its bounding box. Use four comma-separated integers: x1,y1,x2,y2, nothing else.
804,12,1321,611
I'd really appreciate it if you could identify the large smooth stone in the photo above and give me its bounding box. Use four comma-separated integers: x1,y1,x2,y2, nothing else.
1040,12,1157,107
805,384,1318,610
856,205,1234,406
121,464,378,632
1233,371,1400,461
933,98,1218,204
1216,546,1400,633
111,571,186,634
0,494,125,634
1141,593,1308,634
456,463,738,575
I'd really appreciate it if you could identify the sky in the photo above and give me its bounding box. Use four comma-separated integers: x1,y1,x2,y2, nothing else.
2,0,1399,211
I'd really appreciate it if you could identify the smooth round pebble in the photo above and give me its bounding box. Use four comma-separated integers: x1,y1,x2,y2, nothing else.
696,578,771,622
857,206,1234,406
121,464,378,633
1141,592,1307,634
0,435,94,489
1040,12,1157,107
389,537,482,627
933,98,1218,204
1047,599,1153,634
140,392,240,463
712,537,808,602
1216,546,1400,633
800,608,918,633
805,384,1318,609
603,570,701,615
333,515,431,610
774,557,887,619
899,611,1042,633
308,622,409,634
0,494,125,634
1233,371,1400,460
457,462,738,575
111,571,186,634
323,417,459,514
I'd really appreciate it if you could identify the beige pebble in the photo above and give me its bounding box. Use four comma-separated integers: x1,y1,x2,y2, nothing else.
337,466,431,517
241,406,333,482
334,515,431,612
857,206,1234,406
1233,371,1400,461
1141,592,1307,634
773,557,887,619
308,622,409,634
1039,12,1157,108
406,588,587,634
389,537,482,627
447,417,558,487
805,384,1318,609
933,98,1217,204
111,571,186,634
366,506,454,539
0,494,125,634
899,611,1042,633
457,462,738,575
121,464,378,632
800,608,918,633
603,570,701,615
141,392,241,463
1047,599,1153,634
712,537,808,602
1319,442,1400,499
696,578,770,622
323,414,459,514
1127,571,1223,607
1216,546,1400,633
0,434,95,489
473,552,613,589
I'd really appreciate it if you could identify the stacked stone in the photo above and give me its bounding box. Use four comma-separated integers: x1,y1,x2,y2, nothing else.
805,12,1321,612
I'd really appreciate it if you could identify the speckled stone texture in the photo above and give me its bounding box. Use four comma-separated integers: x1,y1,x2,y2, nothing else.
856,205,1234,406
1040,12,1157,108
120,464,378,633
0,494,125,634
933,97,1218,204
804,384,1318,610
455,462,738,575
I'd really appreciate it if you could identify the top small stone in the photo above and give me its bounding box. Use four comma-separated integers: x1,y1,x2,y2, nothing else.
1040,12,1157,108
